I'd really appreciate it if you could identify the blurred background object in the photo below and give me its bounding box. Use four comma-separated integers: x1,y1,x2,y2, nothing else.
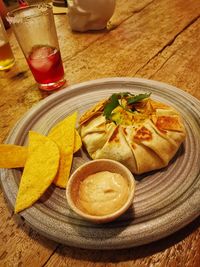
2,0,52,9
1,1,66,15
68,0,116,32
0,0,10,28
0,15,15,70
52,0,67,7
17,0,29,8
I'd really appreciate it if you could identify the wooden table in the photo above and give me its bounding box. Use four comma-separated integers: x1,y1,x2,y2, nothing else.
0,0,200,266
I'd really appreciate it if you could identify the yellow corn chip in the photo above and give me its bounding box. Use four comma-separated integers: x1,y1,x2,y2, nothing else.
79,99,107,125
0,144,27,168
15,131,60,213
48,112,77,188
74,130,82,153
0,121,81,170
47,122,82,153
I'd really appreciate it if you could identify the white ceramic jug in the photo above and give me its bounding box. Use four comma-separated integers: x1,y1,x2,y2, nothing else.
68,0,116,32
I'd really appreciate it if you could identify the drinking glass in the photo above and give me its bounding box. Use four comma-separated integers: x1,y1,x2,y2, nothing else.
7,3,66,91
0,17,15,70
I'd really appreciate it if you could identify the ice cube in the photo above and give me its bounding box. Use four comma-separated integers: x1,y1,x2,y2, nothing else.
29,57,53,72
28,46,56,72
30,45,54,59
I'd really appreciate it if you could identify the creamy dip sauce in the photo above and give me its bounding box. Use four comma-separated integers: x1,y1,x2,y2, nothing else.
78,171,130,216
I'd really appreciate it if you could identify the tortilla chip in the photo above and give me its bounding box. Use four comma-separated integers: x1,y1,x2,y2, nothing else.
0,119,81,170
74,130,82,153
15,131,60,213
48,112,77,188
79,99,107,125
51,121,81,153
47,121,81,154
0,144,27,168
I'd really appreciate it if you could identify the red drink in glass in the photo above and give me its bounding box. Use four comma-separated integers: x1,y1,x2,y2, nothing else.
7,4,66,91
27,45,65,90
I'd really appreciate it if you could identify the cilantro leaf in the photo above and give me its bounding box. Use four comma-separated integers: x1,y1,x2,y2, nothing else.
103,94,119,120
127,93,151,104
103,92,151,120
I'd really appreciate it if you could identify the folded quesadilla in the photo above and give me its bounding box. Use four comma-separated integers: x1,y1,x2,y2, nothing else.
79,93,186,174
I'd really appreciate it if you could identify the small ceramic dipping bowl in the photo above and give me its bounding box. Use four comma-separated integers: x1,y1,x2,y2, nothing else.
66,159,135,223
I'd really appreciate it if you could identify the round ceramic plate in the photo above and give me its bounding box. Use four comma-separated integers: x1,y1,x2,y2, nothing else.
1,78,200,249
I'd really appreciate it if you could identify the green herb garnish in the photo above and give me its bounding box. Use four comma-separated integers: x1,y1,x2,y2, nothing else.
127,93,151,104
103,94,119,120
103,92,151,120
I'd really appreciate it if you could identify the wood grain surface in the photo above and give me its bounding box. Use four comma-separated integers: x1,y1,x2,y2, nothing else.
0,0,200,266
